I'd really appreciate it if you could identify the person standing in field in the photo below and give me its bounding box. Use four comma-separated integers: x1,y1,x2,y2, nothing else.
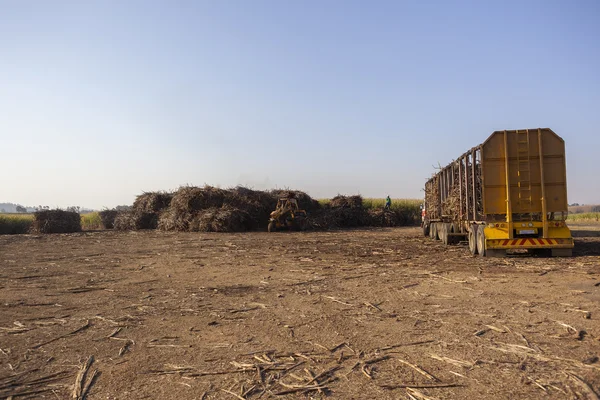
385,196,391,210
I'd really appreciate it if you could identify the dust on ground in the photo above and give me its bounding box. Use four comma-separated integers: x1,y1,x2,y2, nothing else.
1,226,599,399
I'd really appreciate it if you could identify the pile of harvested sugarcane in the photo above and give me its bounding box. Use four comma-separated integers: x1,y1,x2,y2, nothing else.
155,186,312,232
441,167,462,219
32,210,81,233
329,195,363,209
114,191,172,230
368,208,401,227
98,209,118,229
113,187,417,232
310,195,369,229
425,174,441,219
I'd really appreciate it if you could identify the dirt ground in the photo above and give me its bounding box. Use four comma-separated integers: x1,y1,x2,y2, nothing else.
1,224,599,399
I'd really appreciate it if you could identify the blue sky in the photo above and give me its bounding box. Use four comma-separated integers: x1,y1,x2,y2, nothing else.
1,0,599,209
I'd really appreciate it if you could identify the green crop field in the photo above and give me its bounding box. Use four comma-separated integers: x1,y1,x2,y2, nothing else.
318,197,422,224
0,213,34,234
0,212,106,234
1,198,425,235
567,212,600,222
361,197,421,211
80,212,103,230
319,197,421,210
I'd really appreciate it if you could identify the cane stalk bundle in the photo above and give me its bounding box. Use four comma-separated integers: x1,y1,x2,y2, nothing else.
32,210,81,233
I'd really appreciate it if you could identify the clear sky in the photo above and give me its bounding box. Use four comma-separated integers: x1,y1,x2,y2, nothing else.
1,0,599,209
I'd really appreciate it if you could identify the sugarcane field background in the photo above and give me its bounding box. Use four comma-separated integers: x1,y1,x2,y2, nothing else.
0,188,424,235
0,185,599,399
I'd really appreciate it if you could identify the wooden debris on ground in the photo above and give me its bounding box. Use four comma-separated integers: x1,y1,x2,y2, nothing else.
31,320,91,349
430,354,475,369
138,341,468,398
0,370,71,399
72,356,98,400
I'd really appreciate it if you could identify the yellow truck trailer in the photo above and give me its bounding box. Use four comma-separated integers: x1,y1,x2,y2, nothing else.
422,128,573,257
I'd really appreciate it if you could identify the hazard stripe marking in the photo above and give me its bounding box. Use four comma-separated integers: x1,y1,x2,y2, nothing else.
487,238,572,248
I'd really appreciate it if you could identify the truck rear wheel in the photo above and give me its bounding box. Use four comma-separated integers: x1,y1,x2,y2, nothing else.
442,223,453,245
423,223,430,237
468,227,478,255
477,227,486,257
440,224,448,245
268,221,276,232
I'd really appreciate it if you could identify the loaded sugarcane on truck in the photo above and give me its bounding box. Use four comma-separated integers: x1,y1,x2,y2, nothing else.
422,128,573,257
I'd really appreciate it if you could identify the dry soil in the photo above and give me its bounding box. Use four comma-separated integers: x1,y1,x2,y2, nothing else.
1,225,599,399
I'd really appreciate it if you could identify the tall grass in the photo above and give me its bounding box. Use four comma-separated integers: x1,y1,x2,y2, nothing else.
1,212,106,234
318,198,421,209
362,198,422,211
364,198,422,225
0,214,34,234
567,212,600,222
81,212,103,230
318,197,422,225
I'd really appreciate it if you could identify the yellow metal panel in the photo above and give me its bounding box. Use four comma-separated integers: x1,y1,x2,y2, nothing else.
484,226,509,239
484,225,571,241
481,133,507,214
547,226,572,239
481,128,568,216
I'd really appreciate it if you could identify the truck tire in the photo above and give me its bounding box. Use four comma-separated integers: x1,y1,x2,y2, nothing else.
442,223,453,245
452,222,460,235
429,223,436,239
468,227,478,255
423,223,430,237
440,224,448,245
432,223,439,240
268,221,276,232
477,227,486,257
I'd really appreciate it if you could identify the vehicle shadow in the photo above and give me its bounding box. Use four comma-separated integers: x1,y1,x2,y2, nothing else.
574,238,600,256
571,230,600,238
